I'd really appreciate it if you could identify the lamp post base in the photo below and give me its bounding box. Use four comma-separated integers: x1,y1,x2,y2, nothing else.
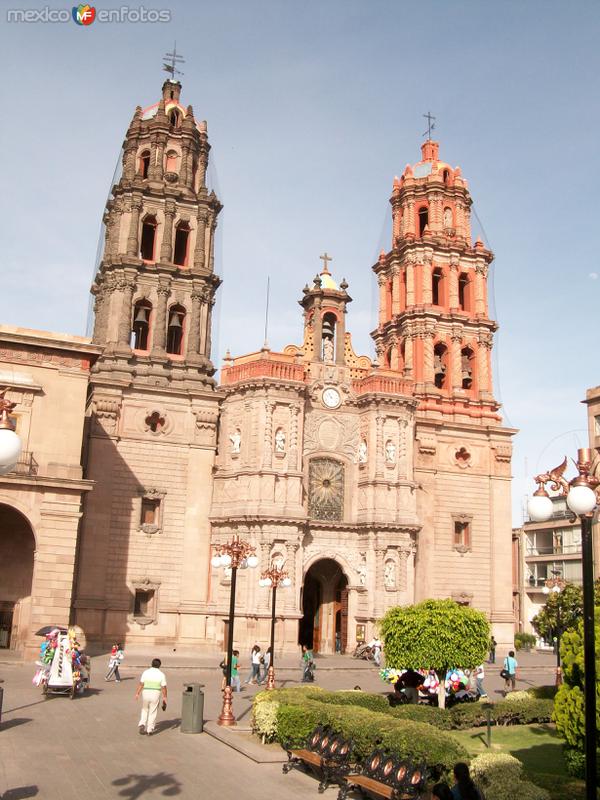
555,666,562,687
217,686,236,726
266,665,275,690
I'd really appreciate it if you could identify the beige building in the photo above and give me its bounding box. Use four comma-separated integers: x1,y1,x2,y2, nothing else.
514,496,583,637
1,78,517,656
0,326,100,655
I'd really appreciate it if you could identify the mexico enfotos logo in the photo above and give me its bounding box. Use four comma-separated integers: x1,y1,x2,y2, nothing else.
7,5,172,23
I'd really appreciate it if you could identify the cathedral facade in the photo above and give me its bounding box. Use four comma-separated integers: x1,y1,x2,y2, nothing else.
0,78,516,657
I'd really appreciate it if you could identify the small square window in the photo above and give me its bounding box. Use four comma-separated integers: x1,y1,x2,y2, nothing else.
452,515,472,553
134,589,155,618
141,498,160,526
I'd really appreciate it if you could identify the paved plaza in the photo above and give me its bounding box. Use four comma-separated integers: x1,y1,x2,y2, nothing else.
0,651,556,799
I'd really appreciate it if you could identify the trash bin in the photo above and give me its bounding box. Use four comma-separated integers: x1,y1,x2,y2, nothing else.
181,682,204,733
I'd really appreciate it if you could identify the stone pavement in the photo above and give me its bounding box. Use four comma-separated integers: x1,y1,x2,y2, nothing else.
0,651,556,799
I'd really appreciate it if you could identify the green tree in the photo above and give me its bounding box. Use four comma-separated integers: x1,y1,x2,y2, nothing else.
553,611,600,752
380,599,490,709
531,580,600,643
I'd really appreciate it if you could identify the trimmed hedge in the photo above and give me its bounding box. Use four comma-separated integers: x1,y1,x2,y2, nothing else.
388,704,453,730
448,697,554,729
274,699,467,775
470,753,550,800
527,685,558,700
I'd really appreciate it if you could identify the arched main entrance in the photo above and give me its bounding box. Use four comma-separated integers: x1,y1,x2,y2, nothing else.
0,504,35,650
299,558,348,654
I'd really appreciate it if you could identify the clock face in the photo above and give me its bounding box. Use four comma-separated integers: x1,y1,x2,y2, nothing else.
322,387,341,409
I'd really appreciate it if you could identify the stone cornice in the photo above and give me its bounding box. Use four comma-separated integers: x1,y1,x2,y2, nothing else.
0,329,102,361
0,475,95,492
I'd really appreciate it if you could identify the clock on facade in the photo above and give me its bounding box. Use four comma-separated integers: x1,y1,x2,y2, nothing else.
322,387,341,409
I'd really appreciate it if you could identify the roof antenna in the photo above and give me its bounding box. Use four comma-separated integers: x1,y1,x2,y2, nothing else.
263,276,270,349
163,42,185,78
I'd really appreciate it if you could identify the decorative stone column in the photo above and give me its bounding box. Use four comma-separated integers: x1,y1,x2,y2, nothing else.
208,215,217,272
263,400,275,469
123,141,137,182
107,198,123,259
474,263,487,316
423,327,435,387
422,252,433,304
375,414,384,478
179,142,191,187
403,331,414,378
405,255,415,306
160,201,176,262
451,329,463,391
126,195,143,257
198,286,211,357
374,548,386,617
398,547,410,591
193,209,208,270
391,266,401,315
186,284,203,360
285,540,299,612
151,281,171,354
117,277,136,348
448,260,459,309
198,146,209,190
288,404,300,470
205,295,216,360
478,333,493,397
378,275,387,325
397,417,408,478
154,135,166,182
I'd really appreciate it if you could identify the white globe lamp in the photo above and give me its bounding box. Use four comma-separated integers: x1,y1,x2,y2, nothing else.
282,577,292,588
247,554,259,569
566,485,597,516
221,553,232,568
527,493,553,522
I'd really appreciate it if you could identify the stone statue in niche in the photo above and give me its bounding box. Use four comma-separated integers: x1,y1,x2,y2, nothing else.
443,207,453,228
358,439,368,463
434,353,446,380
323,336,335,363
384,560,396,589
274,428,286,453
357,562,367,586
229,428,241,454
385,439,396,464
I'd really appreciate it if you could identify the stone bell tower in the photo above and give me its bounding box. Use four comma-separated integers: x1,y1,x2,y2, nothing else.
372,138,516,649
74,79,223,649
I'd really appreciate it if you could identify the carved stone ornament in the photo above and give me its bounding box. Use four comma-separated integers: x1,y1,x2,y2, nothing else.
451,590,473,605
417,432,437,456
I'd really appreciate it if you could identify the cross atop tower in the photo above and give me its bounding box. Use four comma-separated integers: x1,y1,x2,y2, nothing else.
422,111,436,140
163,42,185,78
320,252,333,273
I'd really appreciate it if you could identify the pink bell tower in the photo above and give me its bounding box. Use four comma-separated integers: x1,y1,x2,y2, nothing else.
372,137,516,649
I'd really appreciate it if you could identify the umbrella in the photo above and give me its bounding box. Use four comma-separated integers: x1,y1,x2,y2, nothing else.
35,625,68,637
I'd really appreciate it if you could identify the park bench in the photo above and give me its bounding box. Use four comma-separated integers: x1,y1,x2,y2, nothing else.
338,750,426,800
282,725,354,793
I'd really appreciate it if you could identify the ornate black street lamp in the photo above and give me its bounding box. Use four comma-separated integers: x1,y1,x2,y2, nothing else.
211,535,258,726
258,562,291,689
527,449,597,800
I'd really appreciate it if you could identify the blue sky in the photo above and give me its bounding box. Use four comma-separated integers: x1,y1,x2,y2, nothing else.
0,0,598,523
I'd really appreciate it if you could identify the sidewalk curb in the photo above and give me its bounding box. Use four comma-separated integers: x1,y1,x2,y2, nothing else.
203,720,287,763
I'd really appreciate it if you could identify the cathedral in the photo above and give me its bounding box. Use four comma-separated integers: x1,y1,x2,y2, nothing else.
0,78,515,657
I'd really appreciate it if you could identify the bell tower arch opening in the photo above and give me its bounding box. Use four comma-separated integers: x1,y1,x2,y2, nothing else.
299,558,348,655
0,504,35,651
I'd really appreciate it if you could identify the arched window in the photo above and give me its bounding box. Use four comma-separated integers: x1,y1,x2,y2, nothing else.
165,150,178,173
308,458,344,521
139,150,151,179
458,272,470,311
384,347,392,369
443,169,450,185
173,222,190,267
418,206,429,237
461,347,474,390
432,267,443,305
132,299,152,351
169,109,181,128
321,312,337,362
434,343,448,389
140,215,157,261
166,304,186,355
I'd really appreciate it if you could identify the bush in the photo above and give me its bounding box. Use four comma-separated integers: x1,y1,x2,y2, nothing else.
470,753,550,800
515,632,537,651
317,690,391,714
527,685,557,700
388,704,453,730
276,701,325,746
448,697,554,729
563,745,600,779
252,697,279,742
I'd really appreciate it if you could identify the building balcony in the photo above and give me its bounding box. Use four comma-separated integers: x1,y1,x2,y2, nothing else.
5,451,39,477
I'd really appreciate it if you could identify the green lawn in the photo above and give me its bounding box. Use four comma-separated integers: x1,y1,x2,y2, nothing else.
450,724,588,800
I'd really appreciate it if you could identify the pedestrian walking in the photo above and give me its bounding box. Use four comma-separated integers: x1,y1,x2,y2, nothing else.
301,645,315,682
231,649,241,692
488,636,497,664
474,664,487,698
501,650,518,693
368,636,383,666
245,644,262,684
135,657,167,736
260,647,271,684
105,642,124,682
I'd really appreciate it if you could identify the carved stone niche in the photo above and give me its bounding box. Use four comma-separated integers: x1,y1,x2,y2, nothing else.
138,488,166,536
129,577,161,627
